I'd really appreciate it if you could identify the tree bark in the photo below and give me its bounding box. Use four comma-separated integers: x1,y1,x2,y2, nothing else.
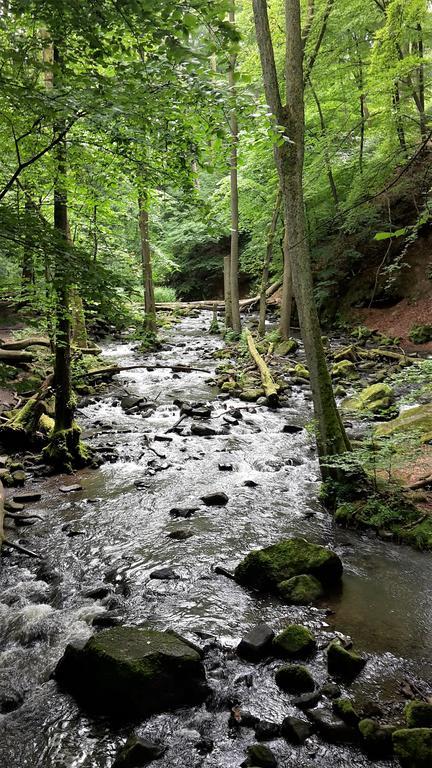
252,0,350,467
229,6,241,335
279,215,293,339
258,190,281,336
138,191,156,334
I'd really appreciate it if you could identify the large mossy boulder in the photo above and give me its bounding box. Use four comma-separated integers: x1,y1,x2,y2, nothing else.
393,728,432,767
275,664,315,693
376,403,432,442
54,627,208,718
343,383,394,415
235,537,342,593
272,625,316,659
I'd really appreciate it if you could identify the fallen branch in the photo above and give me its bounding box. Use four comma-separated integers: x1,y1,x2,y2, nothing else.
0,349,34,366
405,473,432,491
245,329,279,407
0,337,50,350
154,279,283,313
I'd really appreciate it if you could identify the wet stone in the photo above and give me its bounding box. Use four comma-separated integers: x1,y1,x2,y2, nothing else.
168,529,193,541
307,707,358,744
190,423,218,437
244,479,258,487
11,470,26,486
169,506,199,518
281,715,314,744
237,623,275,660
281,424,304,434
254,720,281,741
112,735,166,767
4,499,25,512
244,743,277,767
320,681,342,699
13,491,41,503
275,664,315,693
229,706,259,729
218,463,233,471
292,691,322,710
92,612,122,628
327,640,367,681
59,484,82,493
150,567,180,580
200,491,228,506
83,584,112,600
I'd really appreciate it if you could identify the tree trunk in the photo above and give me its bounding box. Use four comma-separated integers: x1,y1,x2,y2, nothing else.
70,286,88,349
138,191,156,334
252,0,350,469
416,23,427,140
279,217,293,340
392,84,408,156
229,6,241,334
21,197,35,297
258,190,281,337
224,253,232,329
308,77,338,205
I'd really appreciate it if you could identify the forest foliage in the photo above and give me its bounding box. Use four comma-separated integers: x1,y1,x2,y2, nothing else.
0,0,430,324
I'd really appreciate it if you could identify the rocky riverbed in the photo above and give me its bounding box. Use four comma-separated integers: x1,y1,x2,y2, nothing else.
0,312,432,767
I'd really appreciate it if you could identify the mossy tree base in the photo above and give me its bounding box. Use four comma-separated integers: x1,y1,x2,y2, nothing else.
42,422,90,473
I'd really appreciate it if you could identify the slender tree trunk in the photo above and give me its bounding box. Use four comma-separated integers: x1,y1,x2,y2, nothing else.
308,77,338,206
229,6,241,334
70,286,88,348
280,217,293,339
392,84,408,156
252,0,350,468
416,23,427,140
224,254,232,328
21,196,35,297
258,190,281,336
138,192,156,334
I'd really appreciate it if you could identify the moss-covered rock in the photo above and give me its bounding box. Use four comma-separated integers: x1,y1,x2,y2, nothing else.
331,360,357,380
359,718,394,759
275,339,298,356
290,363,309,379
393,728,432,767
405,701,432,728
332,698,360,726
343,383,394,415
277,574,323,605
409,324,432,344
275,664,315,693
54,627,208,718
327,640,366,681
272,625,317,659
240,388,264,402
376,403,432,441
235,537,343,593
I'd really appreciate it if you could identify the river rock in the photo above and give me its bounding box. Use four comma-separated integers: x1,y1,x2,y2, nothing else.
343,383,394,416
281,424,303,434
327,640,366,681
307,707,358,743
237,623,275,660
190,423,218,437
59,483,82,493
169,506,199,518
281,715,314,744
112,735,166,767
120,395,144,411
11,470,26,487
292,691,322,710
277,574,324,605
234,537,343,592
272,625,316,659
200,491,228,506
54,627,208,717
392,728,432,767
229,706,259,728
168,529,193,541
275,664,315,693
150,567,179,580
332,697,360,726
244,743,277,767
320,681,342,699
359,719,394,759
254,720,281,741
404,700,432,728
13,491,41,503
4,499,25,512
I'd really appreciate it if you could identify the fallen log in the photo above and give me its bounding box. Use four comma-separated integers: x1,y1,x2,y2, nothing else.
359,348,419,365
0,337,50,350
245,329,279,407
85,363,211,378
154,279,283,313
0,349,34,366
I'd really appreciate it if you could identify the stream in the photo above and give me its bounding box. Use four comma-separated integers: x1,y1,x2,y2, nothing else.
0,312,431,767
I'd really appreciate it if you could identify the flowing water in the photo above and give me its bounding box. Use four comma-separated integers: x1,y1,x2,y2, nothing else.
1,313,431,767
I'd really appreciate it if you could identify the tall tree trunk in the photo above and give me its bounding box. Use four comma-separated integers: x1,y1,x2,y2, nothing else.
280,216,293,339
416,23,427,140
392,84,408,156
21,196,35,297
224,254,232,328
138,191,156,334
70,286,88,349
252,0,350,469
258,190,281,337
229,6,241,334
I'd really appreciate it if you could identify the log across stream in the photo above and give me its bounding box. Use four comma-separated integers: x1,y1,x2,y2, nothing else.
0,312,431,767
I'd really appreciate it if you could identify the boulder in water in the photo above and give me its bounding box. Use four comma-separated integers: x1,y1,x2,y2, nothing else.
405,700,432,728
235,537,342,592
272,624,316,659
54,626,208,717
327,640,366,681
359,719,395,759
112,735,166,767
277,574,323,605
392,728,432,767
237,623,274,660
275,664,315,693
244,743,277,767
